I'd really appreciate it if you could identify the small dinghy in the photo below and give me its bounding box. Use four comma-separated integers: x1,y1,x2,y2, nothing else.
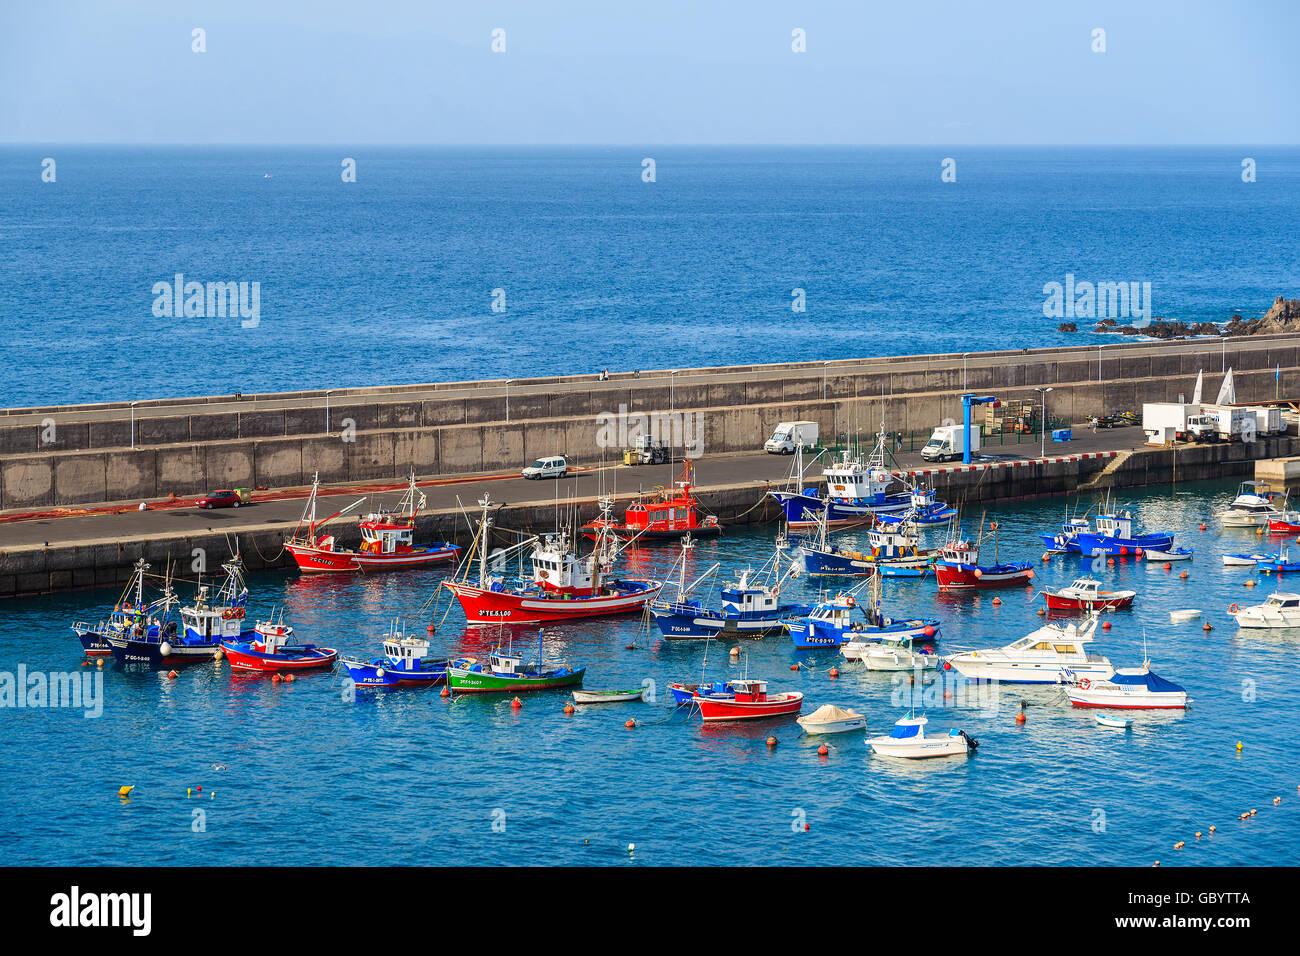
1223,552,1268,567
796,704,866,735
1145,547,1193,562
571,688,645,704
1168,609,1201,623
868,714,977,759
1095,713,1131,729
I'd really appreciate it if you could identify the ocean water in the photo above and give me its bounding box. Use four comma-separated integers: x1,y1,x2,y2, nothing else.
1,146,1298,408
1,478,1298,866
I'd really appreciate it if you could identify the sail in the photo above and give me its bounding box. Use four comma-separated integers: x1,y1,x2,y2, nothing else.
1215,368,1235,405
1191,369,1203,404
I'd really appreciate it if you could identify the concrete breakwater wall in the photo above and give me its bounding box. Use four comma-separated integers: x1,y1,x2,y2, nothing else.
4,437,1293,599
2,335,1298,511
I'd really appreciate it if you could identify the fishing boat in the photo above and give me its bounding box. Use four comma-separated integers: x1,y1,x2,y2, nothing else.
649,536,808,640
798,507,937,578
107,559,253,667
690,678,803,723
932,535,1034,591
1267,506,1300,535
339,623,474,688
859,635,940,671
444,495,661,625
876,486,958,527
221,615,337,674
1219,480,1281,527
768,422,950,529
868,714,977,759
667,680,735,705
1143,547,1193,562
580,461,722,542
1256,548,1300,573
1039,516,1092,554
1169,609,1201,623
71,559,179,656
285,473,460,573
446,632,585,694
571,688,646,704
1095,714,1132,729
786,581,940,650
1064,664,1188,709
796,704,866,734
1041,576,1136,612
1223,552,1270,567
1073,508,1174,557
944,616,1113,684
1230,592,1300,629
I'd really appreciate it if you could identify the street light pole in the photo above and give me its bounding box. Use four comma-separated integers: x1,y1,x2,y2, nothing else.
505,380,512,424
325,390,332,434
130,402,138,450
823,361,829,400
962,353,970,392
1035,387,1054,459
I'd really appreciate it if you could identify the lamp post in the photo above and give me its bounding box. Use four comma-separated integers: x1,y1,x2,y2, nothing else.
962,353,970,392
504,380,512,424
669,371,678,417
325,390,332,434
1034,387,1054,459
1222,337,1226,373
130,402,138,450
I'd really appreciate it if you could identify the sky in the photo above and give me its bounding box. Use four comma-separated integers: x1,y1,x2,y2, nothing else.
1,1,1297,145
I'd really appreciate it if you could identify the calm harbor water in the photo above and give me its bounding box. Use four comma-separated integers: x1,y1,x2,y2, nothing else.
1,477,1298,866
2,146,1299,407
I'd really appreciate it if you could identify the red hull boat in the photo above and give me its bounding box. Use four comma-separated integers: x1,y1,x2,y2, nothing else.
932,540,1034,591
692,679,803,722
581,461,722,542
220,620,337,673
1042,577,1135,612
1268,514,1300,535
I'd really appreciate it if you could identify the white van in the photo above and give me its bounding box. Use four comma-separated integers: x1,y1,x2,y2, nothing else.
522,456,568,480
764,421,819,454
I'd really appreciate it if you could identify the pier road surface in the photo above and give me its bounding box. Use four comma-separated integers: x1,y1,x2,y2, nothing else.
0,428,1149,551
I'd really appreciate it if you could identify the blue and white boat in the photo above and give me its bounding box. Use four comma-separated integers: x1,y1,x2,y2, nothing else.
1039,516,1092,554
1256,548,1300,574
768,424,952,530
798,510,938,578
875,487,958,528
650,538,809,640
339,622,474,688
1074,510,1174,557
785,583,940,650
667,679,735,705
71,559,179,656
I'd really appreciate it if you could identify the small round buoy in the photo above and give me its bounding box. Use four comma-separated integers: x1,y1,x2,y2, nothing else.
973,568,983,578
943,660,952,671
817,744,829,756
790,663,800,671
440,686,450,698
1236,740,1244,752
284,673,295,683
118,785,134,798
1179,571,1189,579
166,670,178,679
563,704,574,715
1256,527,1265,536
96,659,104,668
1107,557,1116,566
1120,546,1128,556
1042,553,1051,562
271,673,281,683
1015,712,1026,725
1135,548,1144,558
829,667,839,678
1174,841,1184,850
627,843,635,854
625,719,636,729
766,736,778,748
1152,861,1160,867
991,597,1001,606
1250,808,1257,816
1274,796,1282,805
510,697,522,710
1203,622,1212,631
1245,579,1256,587
1195,831,1202,839
1037,608,1046,616
923,625,935,637
729,646,740,657
427,625,435,635
1102,620,1111,630
1163,562,1172,570
943,689,952,699
196,785,201,792
1209,825,1216,833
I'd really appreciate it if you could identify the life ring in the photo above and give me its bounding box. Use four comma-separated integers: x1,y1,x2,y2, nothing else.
233,608,245,619
845,596,855,607
222,610,233,620
1228,603,1240,613
1079,678,1091,690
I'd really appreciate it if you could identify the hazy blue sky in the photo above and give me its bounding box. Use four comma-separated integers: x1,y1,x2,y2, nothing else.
2,1,1296,144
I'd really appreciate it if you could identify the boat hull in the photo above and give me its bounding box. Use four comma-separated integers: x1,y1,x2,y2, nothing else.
1074,532,1174,557
287,541,459,573
1268,518,1300,534
694,691,803,722
649,602,803,640
946,659,1113,684
72,626,115,656
446,666,586,693
796,715,866,734
221,641,337,673
108,635,236,667
788,618,939,650
1043,592,1135,612
868,736,969,759
769,491,910,530
446,580,661,625
933,562,1034,590
1066,689,1187,709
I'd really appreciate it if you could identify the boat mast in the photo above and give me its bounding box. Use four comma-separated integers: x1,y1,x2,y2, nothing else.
477,495,493,587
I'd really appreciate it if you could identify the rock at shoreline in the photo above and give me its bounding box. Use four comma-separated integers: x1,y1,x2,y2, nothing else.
1223,296,1300,336
1058,322,1077,332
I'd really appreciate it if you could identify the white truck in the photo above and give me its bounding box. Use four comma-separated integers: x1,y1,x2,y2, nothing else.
1142,402,1200,445
1187,405,1256,443
921,424,979,463
1248,405,1284,437
764,421,819,454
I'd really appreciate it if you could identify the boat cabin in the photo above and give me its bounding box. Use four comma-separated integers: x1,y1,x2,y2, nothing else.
1228,481,1277,513
531,533,596,593
807,598,856,630
383,634,431,666
1001,621,1102,662
1265,593,1300,610
867,526,919,557
489,651,523,675
719,571,779,616
1060,518,1090,537
1066,578,1102,597
888,716,928,738
823,451,895,502
359,519,415,554
253,619,295,653
940,540,979,565
1093,513,1134,539
731,679,768,702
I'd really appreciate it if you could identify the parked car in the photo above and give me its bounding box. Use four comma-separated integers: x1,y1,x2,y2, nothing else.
522,456,568,480
197,489,242,508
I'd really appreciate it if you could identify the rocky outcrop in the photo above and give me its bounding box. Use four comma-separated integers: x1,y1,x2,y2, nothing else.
1061,295,1300,339
1057,322,1077,332
1223,296,1300,336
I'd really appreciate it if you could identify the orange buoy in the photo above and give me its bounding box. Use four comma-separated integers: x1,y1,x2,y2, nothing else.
1195,831,1202,839
1102,620,1111,630
923,625,935,637
1120,546,1128,555
992,597,1001,606
1135,548,1144,558
1199,523,1206,531
510,697,522,710
766,736,778,748
1042,553,1051,562
1209,825,1216,833
427,625,435,635
790,663,800,671
1107,558,1116,566
1037,608,1046,616
973,568,983,578
1179,571,1189,579
285,673,295,683
271,673,281,683
440,686,450,697
817,744,829,756
1015,712,1026,725
166,670,178,679
1203,622,1212,631
1174,841,1184,850
625,719,636,729
1274,796,1282,805
829,667,840,678
563,704,574,715
1163,562,1172,570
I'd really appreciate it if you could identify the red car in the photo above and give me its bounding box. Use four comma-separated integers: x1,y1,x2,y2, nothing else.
197,490,243,509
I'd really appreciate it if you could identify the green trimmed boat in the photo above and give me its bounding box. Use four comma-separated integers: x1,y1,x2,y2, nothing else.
447,649,586,694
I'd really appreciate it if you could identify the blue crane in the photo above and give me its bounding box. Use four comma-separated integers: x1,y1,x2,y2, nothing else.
961,394,998,464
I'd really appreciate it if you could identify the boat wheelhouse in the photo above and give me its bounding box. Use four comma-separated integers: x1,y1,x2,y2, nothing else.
1039,517,1092,553
1073,510,1174,557
786,581,940,650
580,461,722,542
932,538,1034,591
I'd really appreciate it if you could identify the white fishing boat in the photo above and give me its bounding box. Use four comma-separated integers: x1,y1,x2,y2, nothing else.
1222,552,1269,567
1219,481,1280,527
1230,592,1300,629
1095,713,1132,729
1168,608,1201,623
860,635,940,672
1064,663,1188,709
571,688,646,704
944,616,1113,684
796,704,866,735
1144,547,1193,562
868,714,977,759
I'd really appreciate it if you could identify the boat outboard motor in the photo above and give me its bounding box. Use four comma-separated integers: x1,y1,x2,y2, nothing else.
959,731,979,751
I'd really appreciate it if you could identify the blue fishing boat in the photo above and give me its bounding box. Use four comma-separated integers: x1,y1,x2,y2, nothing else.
1039,517,1092,554
798,509,938,578
107,558,255,667
71,559,179,655
339,622,475,688
1074,510,1174,557
768,423,952,530
667,679,735,705
650,538,809,639
1256,548,1300,574
875,487,958,527
785,583,940,650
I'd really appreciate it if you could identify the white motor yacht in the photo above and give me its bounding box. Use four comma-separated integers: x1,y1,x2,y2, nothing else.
1231,592,1300,629
1219,481,1281,527
945,616,1113,684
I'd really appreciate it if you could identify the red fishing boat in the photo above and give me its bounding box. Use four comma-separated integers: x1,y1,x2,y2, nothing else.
691,678,803,722
285,473,460,573
932,539,1035,591
1042,576,1136,612
581,461,722,542
1268,508,1300,535
220,617,337,673
443,495,662,625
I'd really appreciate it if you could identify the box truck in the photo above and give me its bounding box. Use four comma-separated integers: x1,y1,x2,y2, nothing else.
921,424,979,463
764,421,819,454
1142,402,1200,445
1187,405,1255,443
